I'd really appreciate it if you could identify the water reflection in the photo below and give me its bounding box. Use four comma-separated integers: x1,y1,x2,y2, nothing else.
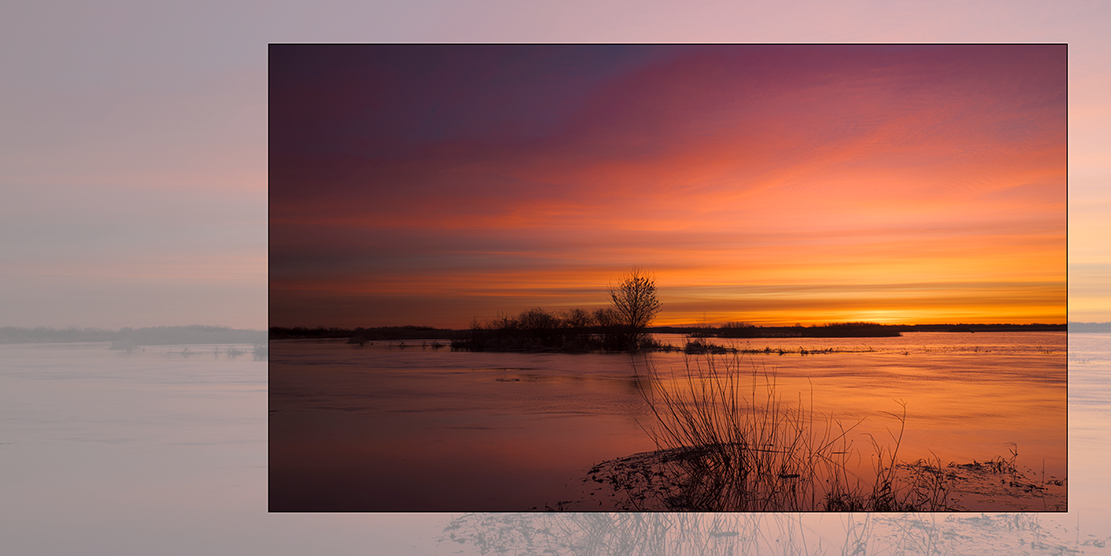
106,342,268,361
270,332,1064,511
439,511,1103,555
430,332,1107,554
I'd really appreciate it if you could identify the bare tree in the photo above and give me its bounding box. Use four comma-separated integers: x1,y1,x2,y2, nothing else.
609,268,662,350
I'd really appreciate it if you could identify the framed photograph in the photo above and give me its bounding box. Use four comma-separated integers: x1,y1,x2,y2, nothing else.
269,44,1066,512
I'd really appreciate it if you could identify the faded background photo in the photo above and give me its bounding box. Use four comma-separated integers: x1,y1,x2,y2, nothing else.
2,1,1110,555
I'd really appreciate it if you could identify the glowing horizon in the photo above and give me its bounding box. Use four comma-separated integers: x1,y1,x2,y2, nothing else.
270,45,1066,329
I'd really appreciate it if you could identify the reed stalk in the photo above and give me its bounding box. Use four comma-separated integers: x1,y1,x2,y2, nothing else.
632,353,951,511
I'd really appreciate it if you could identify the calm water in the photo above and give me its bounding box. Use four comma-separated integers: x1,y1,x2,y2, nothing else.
0,334,1107,555
270,331,1066,511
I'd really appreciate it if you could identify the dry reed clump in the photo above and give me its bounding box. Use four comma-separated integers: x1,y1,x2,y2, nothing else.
631,353,952,511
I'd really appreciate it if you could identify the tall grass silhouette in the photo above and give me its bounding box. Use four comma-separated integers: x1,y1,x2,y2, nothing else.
631,353,951,511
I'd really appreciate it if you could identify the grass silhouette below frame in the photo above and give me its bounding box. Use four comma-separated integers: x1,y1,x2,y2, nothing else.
440,511,1081,556
611,352,954,511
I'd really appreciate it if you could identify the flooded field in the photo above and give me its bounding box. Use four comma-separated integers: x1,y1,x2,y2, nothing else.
0,334,1104,555
269,331,1065,511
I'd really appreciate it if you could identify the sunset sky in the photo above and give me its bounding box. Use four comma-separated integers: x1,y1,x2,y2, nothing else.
271,45,1066,328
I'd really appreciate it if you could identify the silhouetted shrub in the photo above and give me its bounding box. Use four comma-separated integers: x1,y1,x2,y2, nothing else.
452,306,644,353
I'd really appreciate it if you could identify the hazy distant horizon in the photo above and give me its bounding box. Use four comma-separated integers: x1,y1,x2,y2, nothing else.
0,324,267,345
1,324,266,332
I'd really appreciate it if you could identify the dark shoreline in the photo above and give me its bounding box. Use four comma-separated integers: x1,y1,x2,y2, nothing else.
261,322,1073,355
269,322,1069,341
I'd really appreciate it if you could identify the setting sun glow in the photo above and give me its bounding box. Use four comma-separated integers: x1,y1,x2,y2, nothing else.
270,45,1066,328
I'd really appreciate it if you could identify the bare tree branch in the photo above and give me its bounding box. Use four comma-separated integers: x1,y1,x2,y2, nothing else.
609,268,662,351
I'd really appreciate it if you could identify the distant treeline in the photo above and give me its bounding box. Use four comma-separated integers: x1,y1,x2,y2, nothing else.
271,310,650,353
666,322,1067,338
0,325,266,345
268,320,1073,349
688,322,902,338
269,326,465,341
